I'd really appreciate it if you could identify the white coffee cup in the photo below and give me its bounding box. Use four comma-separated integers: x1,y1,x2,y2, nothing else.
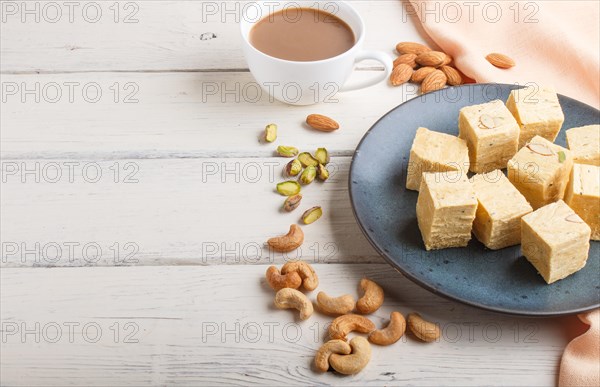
240,1,393,106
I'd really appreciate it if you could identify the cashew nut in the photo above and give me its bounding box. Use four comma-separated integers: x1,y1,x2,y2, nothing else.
267,224,304,253
407,313,440,342
314,339,351,372
328,314,376,340
265,266,302,291
329,336,371,375
281,261,318,291
368,311,406,346
274,288,313,320
356,278,384,314
316,291,355,315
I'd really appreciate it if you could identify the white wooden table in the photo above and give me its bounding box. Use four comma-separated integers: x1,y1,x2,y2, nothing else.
1,1,576,385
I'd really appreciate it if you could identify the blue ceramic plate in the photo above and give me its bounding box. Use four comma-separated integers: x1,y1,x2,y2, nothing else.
349,83,600,316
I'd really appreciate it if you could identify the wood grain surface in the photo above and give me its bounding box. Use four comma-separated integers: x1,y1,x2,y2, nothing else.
1,264,567,386
0,1,571,385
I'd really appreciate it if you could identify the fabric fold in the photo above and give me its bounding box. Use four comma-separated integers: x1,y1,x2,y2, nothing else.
559,310,600,387
406,0,600,108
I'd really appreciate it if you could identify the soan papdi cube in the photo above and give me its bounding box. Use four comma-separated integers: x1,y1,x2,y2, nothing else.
565,163,600,240
458,100,519,173
416,171,477,250
506,86,565,148
406,127,470,191
566,125,600,166
521,200,591,284
472,171,533,250
507,135,574,209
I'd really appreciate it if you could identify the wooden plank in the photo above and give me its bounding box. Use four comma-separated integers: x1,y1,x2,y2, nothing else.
1,71,422,158
1,156,386,267
0,264,566,386
0,1,435,73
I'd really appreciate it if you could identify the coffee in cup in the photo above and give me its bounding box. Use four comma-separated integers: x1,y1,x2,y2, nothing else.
240,1,393,105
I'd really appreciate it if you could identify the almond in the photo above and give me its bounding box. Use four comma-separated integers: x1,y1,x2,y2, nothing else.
390,64,413,86
415,51,447,67
485,53,515,69
306,114,339,132
395,42,431,56
526,142,554,156
440,66,463,86
393,54,418,69
479,114,496,129
421,70,447,93
441,53,453,66
565,214,585,223
411,67,436,83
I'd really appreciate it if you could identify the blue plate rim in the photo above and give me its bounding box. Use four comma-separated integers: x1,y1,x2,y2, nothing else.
348,83,600,317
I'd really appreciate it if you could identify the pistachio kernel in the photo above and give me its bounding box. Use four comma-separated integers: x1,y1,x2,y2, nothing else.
283,194,302,212
264,124,278,143
315,148,330,165
277,146,299,158
300,166,317,185
298,152,319,167
317,164,330,181
286,159,303,177
302,206,323,225
277,181,301,196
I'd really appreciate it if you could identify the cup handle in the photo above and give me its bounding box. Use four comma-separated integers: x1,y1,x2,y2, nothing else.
339,50,393,92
